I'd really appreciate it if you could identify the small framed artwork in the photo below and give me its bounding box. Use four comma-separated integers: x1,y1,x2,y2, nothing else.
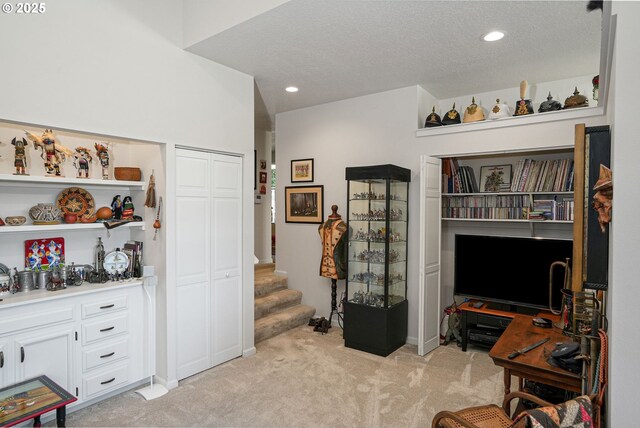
291,158,314,183
285,185,323,224
259,172,267,184
479,164,512,192
260,184,267,195
260,160,267,170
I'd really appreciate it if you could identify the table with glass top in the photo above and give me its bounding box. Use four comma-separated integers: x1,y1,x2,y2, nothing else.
0,375,76,427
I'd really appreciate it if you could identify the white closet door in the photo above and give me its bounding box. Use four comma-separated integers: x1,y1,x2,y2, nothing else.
176,149,212,380
210,154,243,366
418,156,442,356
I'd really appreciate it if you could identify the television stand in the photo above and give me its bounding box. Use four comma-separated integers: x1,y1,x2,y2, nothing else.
485,302,538,316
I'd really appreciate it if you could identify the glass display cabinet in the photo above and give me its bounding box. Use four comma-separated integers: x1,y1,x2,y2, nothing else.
344,164,410,356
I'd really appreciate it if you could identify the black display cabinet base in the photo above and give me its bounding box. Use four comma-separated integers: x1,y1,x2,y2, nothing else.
344,299,408,357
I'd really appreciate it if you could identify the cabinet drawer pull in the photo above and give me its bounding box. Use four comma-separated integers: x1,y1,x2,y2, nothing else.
100,326,115,332
100,304,115,309
0,351,3,368
100,352,115,359
100,377,116,385
21,346,25,363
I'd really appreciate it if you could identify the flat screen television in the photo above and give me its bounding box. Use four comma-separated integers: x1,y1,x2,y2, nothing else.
454,234,573,313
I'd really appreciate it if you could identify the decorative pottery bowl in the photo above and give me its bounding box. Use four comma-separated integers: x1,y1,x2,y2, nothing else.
29,203,62,224
114,167,142,181
5,216,26,226
96,207,113,220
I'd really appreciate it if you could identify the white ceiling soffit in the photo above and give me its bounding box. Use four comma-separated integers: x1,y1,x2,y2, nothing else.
186,0,602,118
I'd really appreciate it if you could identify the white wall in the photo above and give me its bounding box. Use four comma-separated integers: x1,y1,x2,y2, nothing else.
0,0,255,389
609,2,640,426
183,0,290,48
276,82,608,344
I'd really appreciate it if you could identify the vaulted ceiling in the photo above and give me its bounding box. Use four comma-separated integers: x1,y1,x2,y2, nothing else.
186,0,602,122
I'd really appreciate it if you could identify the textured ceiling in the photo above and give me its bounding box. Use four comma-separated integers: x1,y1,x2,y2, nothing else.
187,0,602,121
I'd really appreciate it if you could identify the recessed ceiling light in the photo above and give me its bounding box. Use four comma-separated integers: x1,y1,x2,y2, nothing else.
285,86,299,93
483,31,505,42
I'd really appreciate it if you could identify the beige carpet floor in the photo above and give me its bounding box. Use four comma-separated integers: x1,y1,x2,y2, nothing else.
59,326,505,427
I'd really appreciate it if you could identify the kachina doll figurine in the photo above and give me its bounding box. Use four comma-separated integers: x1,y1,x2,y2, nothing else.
25,129,74,177
94,143,110,180
72,147,93,178
11,137,29,175
122,196,134,220
111,195,123,220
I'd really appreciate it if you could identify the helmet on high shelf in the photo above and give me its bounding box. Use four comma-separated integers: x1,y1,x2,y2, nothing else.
441,103,461,125
488,98,511,120
424,106,443,127
463,97,485,123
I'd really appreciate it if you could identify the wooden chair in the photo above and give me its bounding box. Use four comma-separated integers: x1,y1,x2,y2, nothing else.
431,391,598,428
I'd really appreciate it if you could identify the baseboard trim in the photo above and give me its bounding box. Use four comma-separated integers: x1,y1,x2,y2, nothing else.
259,258,273,264
156,375,179,390
274,270,287,276
243,346,257,357
405,336,418,346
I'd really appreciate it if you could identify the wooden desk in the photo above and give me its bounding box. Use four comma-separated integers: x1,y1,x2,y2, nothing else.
489,315,581,396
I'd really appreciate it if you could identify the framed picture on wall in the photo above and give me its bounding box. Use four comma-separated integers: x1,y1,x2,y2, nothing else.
291,158,314,183
260,172,267,184
479,164,512,192
260,160,267,170
285,185,323,224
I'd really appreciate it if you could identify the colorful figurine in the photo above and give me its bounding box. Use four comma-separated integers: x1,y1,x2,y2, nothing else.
111,195,123,220
122,196,134,220
11,137,29,175
94,143,110,179
72,147,93,178
25,129,74,177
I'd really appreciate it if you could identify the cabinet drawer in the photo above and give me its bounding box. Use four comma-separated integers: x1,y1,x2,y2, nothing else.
83,338,129,372
83,364,129,399
82,295,128,319
0,306,74,336
82,315,128,345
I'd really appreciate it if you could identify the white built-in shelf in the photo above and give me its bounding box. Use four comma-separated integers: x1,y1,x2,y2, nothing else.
0,174,145,190
0,221,145,233
442,191,574,197
416,106,604,137
443,218,572,224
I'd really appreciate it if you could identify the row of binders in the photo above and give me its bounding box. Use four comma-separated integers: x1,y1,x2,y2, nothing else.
510,158,574,193
442,158,478,193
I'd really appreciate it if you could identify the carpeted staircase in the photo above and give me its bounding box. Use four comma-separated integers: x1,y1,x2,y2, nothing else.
254,263,315,343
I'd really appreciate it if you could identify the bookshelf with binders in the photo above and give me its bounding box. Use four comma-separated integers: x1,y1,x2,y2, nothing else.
441,153,574,223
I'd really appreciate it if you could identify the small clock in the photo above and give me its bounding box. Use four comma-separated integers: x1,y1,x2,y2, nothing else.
103,249,129,276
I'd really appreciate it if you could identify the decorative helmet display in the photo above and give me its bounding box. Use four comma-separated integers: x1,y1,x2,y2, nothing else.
441,103,461,125
538,92,563,113
564,87,589,109
514,80,534,116
463,97,485,123
424,107,443,127
488,98,511,120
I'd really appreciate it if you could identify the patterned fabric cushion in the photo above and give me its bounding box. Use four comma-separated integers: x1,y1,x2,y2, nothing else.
510,395,593,428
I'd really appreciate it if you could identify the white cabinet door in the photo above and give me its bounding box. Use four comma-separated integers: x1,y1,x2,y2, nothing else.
176,149,212,380
14,326,75,392
176,150,243,379
211,154,242,366
0,340,11,387
418,156,442,356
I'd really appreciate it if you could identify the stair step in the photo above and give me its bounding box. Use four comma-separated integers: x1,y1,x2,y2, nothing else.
254,274,287,297
254,263,275,273
254,304,316,343
255,289,302,320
